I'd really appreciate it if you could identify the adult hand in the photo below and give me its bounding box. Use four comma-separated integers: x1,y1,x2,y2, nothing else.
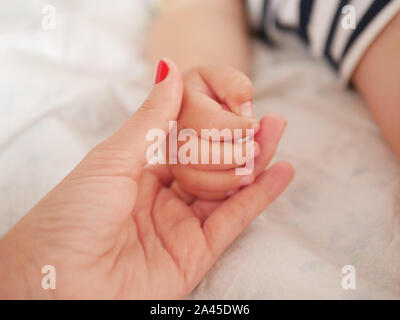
0,59,294,299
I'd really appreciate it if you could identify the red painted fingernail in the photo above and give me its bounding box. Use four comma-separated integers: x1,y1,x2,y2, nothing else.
154,60,169,84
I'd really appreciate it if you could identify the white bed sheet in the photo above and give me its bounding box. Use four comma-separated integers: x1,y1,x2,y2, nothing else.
1,0,399,299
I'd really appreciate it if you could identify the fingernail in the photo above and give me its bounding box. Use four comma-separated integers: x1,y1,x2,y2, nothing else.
240,101,253,118
240,175,254,186
268,113,286,129
251,120,260,133
226,189,239,196
245,144,260,161
154,60,169,84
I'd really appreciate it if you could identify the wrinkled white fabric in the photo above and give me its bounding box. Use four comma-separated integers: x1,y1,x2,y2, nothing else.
1,0,399,299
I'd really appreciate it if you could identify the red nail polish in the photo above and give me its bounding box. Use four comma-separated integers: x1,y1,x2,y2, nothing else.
154,60,169,84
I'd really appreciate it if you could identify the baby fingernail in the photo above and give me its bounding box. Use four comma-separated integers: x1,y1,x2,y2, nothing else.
226,189,238,196
240,101,253,118
240,175,254,186
249,121,260,136
246,144,260,160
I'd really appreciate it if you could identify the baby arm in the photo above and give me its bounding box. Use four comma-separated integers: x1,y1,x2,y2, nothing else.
148,0,251,74
352,12,400,160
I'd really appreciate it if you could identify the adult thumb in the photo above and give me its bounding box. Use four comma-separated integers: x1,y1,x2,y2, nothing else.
84,58,183,179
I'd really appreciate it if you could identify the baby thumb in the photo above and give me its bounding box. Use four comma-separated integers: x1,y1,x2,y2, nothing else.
91,58,183,179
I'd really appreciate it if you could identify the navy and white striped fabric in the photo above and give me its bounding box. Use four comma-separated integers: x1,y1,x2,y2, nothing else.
246,0,400,82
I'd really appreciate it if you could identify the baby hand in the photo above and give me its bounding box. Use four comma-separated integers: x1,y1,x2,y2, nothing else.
169,65,286,201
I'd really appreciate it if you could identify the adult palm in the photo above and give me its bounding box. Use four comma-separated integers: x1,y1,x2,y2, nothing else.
0,60,293,299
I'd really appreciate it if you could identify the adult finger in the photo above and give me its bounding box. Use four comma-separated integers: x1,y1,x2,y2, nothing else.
202,162,295,258
253,114,287,176
80,58,183,180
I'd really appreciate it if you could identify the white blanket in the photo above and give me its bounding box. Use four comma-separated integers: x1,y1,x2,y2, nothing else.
1,0,400,299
